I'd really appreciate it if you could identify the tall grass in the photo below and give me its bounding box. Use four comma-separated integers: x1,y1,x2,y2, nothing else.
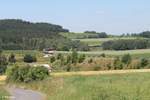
0,86,9,100
15,73,150,100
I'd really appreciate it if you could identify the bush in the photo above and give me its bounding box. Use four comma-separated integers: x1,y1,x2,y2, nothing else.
8,53,16,63
121,54,132,64
6,65,49,83
50,56,56,63
114,57,123,69
88,58,93,63
100,53,106,57
28,66,49,81
0,55,8,74
66,64,71,72
66,55,72,64
78,54,86,63
24,54,37,63
140,58,149,68
71,50,78,64
57,53,62,60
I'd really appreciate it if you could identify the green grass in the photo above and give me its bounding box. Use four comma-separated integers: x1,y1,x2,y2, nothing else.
56,49,150,58
59,32,99,39
15,72,150,100
0,86,9,100
73,37,140,46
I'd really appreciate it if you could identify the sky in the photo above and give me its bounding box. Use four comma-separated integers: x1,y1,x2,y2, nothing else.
0,0,150,34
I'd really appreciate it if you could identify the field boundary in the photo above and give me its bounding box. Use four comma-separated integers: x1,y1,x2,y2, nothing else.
52,69,150,76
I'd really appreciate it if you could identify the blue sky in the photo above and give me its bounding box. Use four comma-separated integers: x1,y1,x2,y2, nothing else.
0,0,150,34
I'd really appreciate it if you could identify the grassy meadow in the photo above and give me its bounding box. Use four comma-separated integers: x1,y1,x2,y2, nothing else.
73,37,138,46
13,72,150,100
0,86,9,100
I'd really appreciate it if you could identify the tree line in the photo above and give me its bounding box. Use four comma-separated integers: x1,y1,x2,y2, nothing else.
102,39,150,50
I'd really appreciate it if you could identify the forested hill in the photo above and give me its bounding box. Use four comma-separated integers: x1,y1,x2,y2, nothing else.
0,19,88,51
0,19,69,38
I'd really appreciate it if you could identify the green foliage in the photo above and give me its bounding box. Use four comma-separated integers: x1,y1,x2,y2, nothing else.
24,54,37,63
57,53,63,60
6,65,49,83
0,19,89,51
88,58,93,63
61,31,108,39
78,54,86,63
71,50,78,64
50,56,56,63
93,65,101,71
121,54,132,64
8,53,16,63
114,57,123,69
102,39,150,50
66,55,72,64
100,53,106,57
139,31,150,38
0,55,8,74
140,58,149,68
28,66,49,81
66,64,72,72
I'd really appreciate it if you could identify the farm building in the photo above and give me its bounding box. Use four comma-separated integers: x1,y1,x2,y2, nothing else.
43,48,55,57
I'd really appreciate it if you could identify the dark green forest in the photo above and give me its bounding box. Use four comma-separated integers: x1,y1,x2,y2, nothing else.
102,39,150,50
0,19,89,51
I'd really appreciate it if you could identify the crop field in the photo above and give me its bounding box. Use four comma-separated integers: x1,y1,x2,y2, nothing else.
73,37,139,46
15,72,150,100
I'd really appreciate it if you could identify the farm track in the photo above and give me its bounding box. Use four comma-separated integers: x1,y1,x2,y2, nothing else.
6,87,45,100
52,69,150,76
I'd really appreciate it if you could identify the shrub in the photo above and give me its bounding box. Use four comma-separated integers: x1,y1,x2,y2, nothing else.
28,66,49,81
100,53,106,57
102,39,150,50
140,58,149,68
50,56,56,63
57,53,62,60
0,55,8,74
121,54,132,64
93,65,101,71
8,53,16,63
78,54,86,63
114,57,123,69
6,65,49,83
66,64,71,72
24,54,37,63
71,50,78,64
88,58,93,63
66,55,72,64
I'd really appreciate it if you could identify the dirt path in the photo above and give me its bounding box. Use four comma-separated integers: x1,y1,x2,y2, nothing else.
6,87,45,100
52,69,150,76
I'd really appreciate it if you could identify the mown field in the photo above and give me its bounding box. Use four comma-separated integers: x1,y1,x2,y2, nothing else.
73,37,138,46
14,72,150,100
